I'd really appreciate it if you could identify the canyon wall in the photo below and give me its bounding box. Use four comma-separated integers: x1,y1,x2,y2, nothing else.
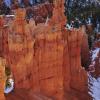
0,0,91,100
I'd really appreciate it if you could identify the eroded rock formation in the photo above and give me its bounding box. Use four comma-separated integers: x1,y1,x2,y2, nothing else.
0,57,6,100
0,0,91,100
81,26,90,69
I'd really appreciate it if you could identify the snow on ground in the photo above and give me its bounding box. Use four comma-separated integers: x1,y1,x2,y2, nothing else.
66,24,73,30
91,48,100,61
88,74,100,100
4,79,14,94
89,47,100,72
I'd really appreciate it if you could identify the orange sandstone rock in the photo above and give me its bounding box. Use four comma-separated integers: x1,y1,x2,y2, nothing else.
0,58,6,100
0,0,91,100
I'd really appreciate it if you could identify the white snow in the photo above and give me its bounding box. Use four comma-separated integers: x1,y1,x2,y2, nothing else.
91,48,100,61
88,74,100,100
6,15,15,17
4,79,14,94
89,48,100,72
45,16,49,26
66,24,73,30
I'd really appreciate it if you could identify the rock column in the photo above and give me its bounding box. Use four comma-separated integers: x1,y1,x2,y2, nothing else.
0,58,6,100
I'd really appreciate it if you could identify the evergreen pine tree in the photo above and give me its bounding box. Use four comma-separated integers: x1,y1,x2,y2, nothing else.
65,0,100,27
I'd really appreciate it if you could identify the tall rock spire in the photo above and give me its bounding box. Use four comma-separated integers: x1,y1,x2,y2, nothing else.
50,0,66,26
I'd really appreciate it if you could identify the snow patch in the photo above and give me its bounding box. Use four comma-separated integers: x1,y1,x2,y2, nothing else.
6,15,15,17
66,24,73,30
91,48,100,61
4,79,14,94
88,75,100,100
45,16,49,26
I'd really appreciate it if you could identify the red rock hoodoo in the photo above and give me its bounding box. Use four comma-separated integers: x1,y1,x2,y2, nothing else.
0,0,91,100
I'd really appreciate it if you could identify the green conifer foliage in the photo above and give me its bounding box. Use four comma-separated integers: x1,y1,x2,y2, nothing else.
65,0,100,24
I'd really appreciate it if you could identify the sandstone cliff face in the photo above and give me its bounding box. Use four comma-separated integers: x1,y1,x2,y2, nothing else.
0,57,6,100
0,0,90,100
63,28,90,99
